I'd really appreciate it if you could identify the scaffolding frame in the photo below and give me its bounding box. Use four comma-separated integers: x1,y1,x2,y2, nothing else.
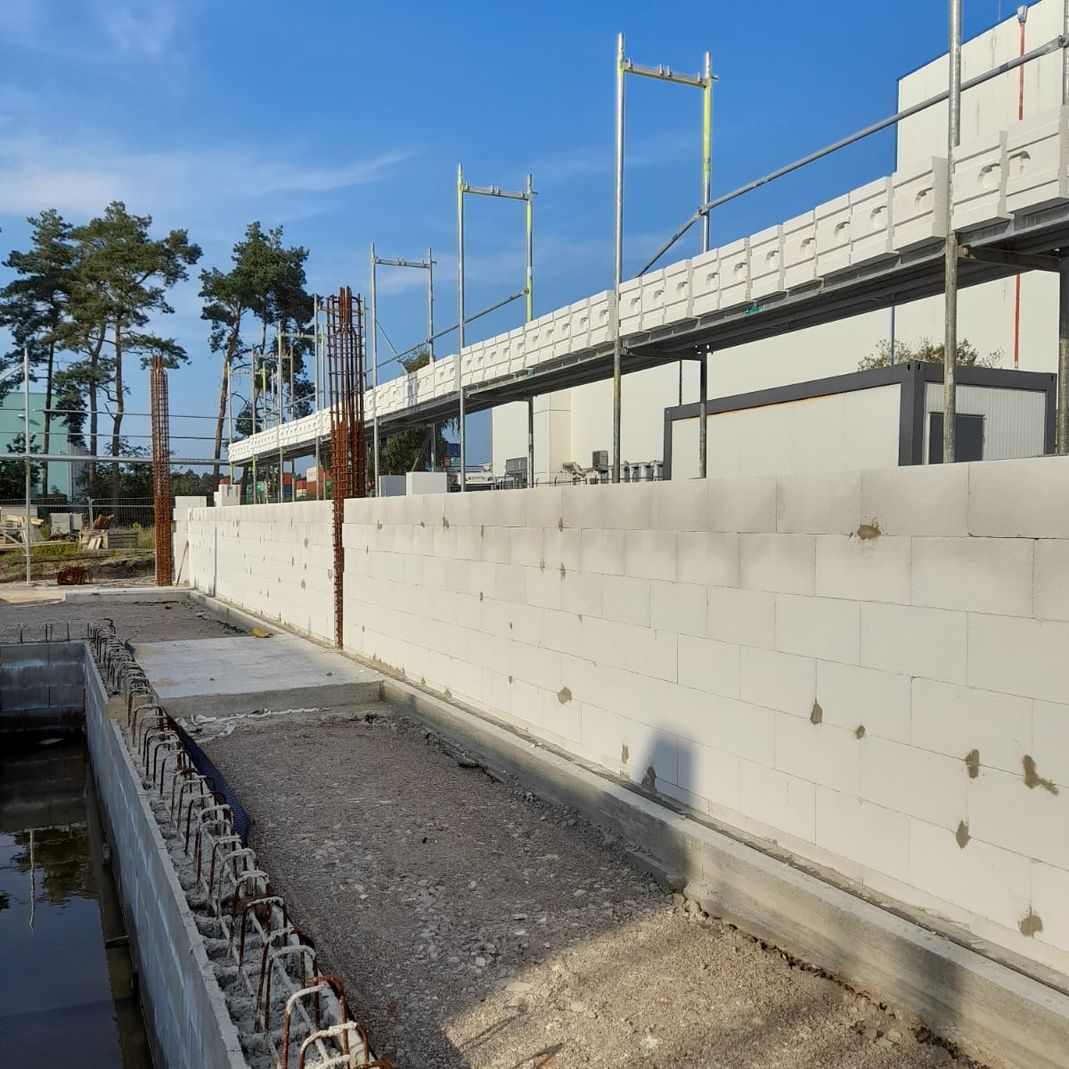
368,244,435,490
612,34,714,483
456,165,535,488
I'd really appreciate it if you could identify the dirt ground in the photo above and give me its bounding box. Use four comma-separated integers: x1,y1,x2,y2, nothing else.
204,710,984,1069
0,594,242,644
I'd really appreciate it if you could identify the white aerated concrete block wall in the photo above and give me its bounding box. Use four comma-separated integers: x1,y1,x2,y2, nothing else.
186,501,334,642
329,457,1069,980
892,157,948,250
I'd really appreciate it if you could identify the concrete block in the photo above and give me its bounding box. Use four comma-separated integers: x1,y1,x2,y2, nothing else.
861,602,967,685
777,714,862,797
814,193,852,276
912,536,1033,616
708,475,777,533
559,571,603,617
717,239,750,309
860,737,968,829
782,210,817,289
650,579,707,636
649,479,708,532
860,464,968,536
952,131,1008,229
622,529,677,582
776,594,860,664
508,526,544,568
816,534,910,604
601,574,650,626
968,613,1069,704
1032,862,1069,955
705,695,776,765
910,818,1032,935
562,482,653,531
663,261,692,323
707,586,776,650
777,469,861,536
748,225,784,300
588,292,613,347
739,760,816,841
677,531,740,587
968,766,1069,870
816,660,910,743
1034,540,1069,622
849,176,894,266
676,742,741,812
740,533,816,595
618,277,644,336
911,678,1031,777
639,267,668,328
579,528,627,576
892,157,949,250
814,786,911,883
677,635,740,698
1032,701,1069,790
690,249,721,317
739,647,815,717
1005,107,1069,215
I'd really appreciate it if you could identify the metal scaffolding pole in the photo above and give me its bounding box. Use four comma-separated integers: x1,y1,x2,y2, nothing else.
370,241,380,491
613,33,625,484
457,165,466,489
527,397,535,489
699,352,708,480
612,33,714,482
1060,0,1069,454
23,345,30,584
944,0,962,465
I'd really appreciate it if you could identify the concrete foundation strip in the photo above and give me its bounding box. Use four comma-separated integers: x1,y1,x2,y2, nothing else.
88,622,392,1069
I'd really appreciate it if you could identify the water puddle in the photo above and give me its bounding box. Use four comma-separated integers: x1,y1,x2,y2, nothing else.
0,739,154,1068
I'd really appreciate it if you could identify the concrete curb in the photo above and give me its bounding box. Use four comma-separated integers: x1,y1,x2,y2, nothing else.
189,590,1069,1069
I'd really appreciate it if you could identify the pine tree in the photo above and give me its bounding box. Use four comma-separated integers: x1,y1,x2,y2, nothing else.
0,210,76,493
200,222,313,483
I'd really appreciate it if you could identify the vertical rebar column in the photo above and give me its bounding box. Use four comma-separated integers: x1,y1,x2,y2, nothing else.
612,32,625,484
457,164,467,490
427,246,435,362
150,355,174,587
526,173,535,322
943,0,962,464
698,351,708,480
326,286,367,648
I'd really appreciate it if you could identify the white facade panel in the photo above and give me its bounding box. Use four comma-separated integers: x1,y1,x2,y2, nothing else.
670,385,903,481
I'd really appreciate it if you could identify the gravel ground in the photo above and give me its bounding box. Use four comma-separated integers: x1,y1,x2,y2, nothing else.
0,595,244,644
204,710,986,1069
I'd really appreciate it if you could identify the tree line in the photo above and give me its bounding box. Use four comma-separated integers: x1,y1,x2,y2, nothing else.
0,205,316,505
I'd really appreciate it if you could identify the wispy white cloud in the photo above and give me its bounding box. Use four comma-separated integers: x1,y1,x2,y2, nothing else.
0,134,411,227
91,0,180,61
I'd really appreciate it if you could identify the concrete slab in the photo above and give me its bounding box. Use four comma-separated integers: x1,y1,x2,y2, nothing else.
134,634,383,718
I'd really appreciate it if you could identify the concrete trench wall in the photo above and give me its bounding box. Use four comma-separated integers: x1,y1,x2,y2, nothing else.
186,500,334,643
0,642,85,737
186,456,1069,983
82,648,247,1069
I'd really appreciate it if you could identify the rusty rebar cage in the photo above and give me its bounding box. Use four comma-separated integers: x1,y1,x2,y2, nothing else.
150,355,174,587
326,287,367,647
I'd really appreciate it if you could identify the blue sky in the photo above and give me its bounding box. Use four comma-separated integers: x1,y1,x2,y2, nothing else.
0,0,1021,468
